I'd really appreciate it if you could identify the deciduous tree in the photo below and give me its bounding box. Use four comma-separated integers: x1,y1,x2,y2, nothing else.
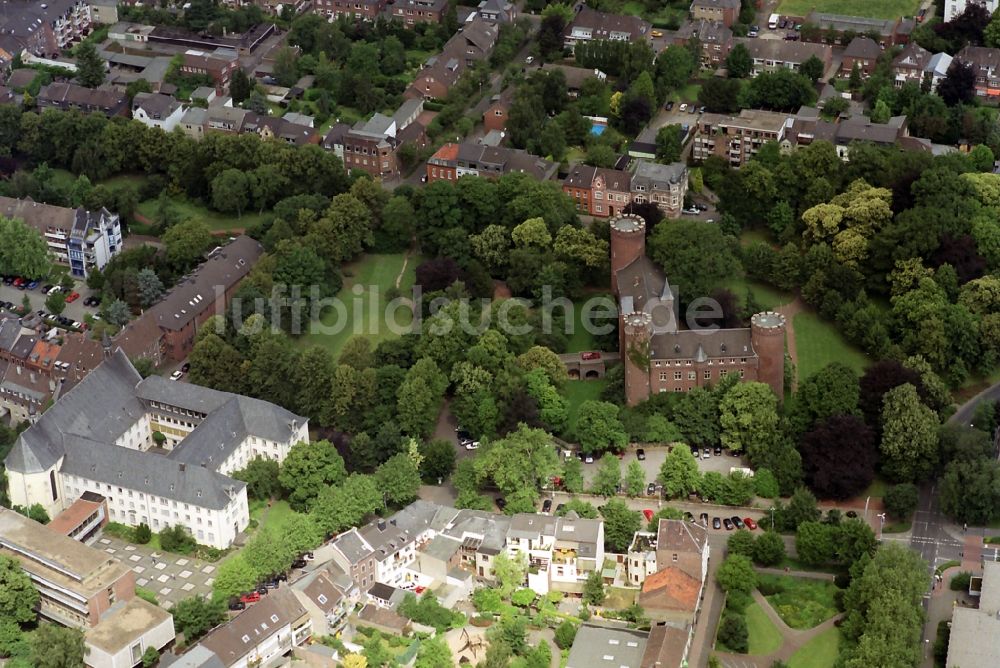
0,555,38,623
880,383,939,483
278,440,348,511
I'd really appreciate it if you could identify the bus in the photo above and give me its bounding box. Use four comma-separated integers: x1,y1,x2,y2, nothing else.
768,12,779,29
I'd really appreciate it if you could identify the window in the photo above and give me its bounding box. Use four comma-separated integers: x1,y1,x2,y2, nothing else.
674,371,682,380
688,371,696,380
659,372,668,381
704,370,711,380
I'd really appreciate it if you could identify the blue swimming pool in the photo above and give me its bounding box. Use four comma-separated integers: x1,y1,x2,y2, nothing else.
591,123,606,136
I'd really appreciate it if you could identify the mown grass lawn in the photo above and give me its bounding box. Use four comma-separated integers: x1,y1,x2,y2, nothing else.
778,0,919,19
296,253,416,360
787,627,842,668
563,379,609,435
250,499,296,534
793,311,869,380
759,574,839,630
564,293,615,353
745,602,784,654
136,195,267,233
724,276,794,312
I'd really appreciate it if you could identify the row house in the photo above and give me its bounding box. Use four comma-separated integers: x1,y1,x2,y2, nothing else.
563,164,632,218
0,195,122,278
506,513,604,595
892,42,952,90
674,19,732,68
735,37,832,76
690,0,741,27
839,37,882,78
633,519,710,623
956,46,1000,99
389,0,449,24
36,82,127,117
312,0,386,20
426,142,558,183
564,7,651,50
291,563,361,637
198,589,312,667
693,108,790,166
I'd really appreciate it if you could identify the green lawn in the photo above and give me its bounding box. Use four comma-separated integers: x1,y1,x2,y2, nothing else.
862,477,889,499
604,586,637,609
564,294,614,353
724,276,794,312
778,0,919,19
793,311,869,381
563,379,609,434
787,627,842,668
745,602,784,655
136,196,266,233
296,253,415,359
250,499,296,533
758,574,839,630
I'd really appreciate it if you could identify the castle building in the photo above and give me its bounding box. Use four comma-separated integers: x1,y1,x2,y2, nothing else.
610,213,785,405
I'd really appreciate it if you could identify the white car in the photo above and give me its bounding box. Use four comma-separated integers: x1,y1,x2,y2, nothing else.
170,370,184,381
525,55,534,64
679,103,688,112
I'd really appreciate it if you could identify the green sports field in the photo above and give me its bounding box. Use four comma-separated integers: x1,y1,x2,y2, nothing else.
777,0,920,20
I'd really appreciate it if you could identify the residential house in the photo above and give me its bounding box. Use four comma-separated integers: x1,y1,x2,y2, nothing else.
505,512,604,595
783,108,919,158
322,123,350,159
640,621,695,668
180,107,207,140
540,63,607,97
132,92,185,131
5,348,309,549
478,0,516,23
36,82,127,117
840,37,882,78
205,106,249,135
89,0,119,25
313,0,386,21
566,626,648,668
945,560,1000,667
426,142,558,183
893,43,952,89
113,236,262,365
0,509,175,668
389,0,449,24
416,534,463,581
693,108,791,166
945,0,998,21
956,46,1000,99
435,508,510,580
290,564,360,637
341,98,427,179
690,0,740,27
562,164,632,217
630,160,688,219
674,19,732,68
564,7,651,50
245,113,319,145
637,520,710,623
483,88,513,133
406,19,499,99
734,37,832,76
197,589,312,667
0,196,122,278
181,49,240,94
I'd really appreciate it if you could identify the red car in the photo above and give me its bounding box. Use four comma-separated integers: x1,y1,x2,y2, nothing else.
643,509,654,522
65,292,80,303
581,351,601,360
240,592,261,604
743,518,757,530
12,277,23,287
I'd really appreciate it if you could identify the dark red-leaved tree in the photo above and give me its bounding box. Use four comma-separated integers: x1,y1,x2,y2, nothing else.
799,414,877,500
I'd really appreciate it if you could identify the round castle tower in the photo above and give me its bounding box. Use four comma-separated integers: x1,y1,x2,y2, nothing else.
609,214,646,294
622,311,653,406
751,311,787,399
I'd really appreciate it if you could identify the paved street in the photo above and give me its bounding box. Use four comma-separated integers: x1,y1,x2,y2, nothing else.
90,534,218,609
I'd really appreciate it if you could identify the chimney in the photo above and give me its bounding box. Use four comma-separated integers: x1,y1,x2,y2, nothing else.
377,519,387,531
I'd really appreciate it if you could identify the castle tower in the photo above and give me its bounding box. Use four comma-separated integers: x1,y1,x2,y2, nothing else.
609,213,646,294
751,312,787,400
622,312,653,406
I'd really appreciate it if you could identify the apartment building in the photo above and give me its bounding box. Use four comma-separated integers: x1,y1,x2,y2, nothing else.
406,18,499,99
562,164,632,217
426,142,558,183
0,0,94,57
734,37,832,76
956,46,1000,99
635,520,710,623
945,0,998,21
690,0,740,26
505,512,604,595
198,589,312,667
389,0,448,24
564,7,651,49
783,107,918,158
630,160,688,219
693,108,790,166
291,563,360,636
181,49,240,94
341,98,427,180
4,349,309,549
675,19,733,68
36,82,127,117
0,196,122,278
312,0,386,20
804,11,910,47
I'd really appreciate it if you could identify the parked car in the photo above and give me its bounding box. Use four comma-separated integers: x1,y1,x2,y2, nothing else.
83,296,99,307
785,33,799,40
702,448,711,459
651,29,663,37
556,503,565,513
665,101,674,110
748,28,758,37
744,518,758,530
12,277,24,287
42,285,53,294
65,292,80,303
26,281,39,290
636,448,646,461
646,482,657,496
291,559,308,569
696,203,709,212
684,512,695,523
700,512,709,526
723,518,734,530
712,517,722,529
779,18,787,28
170,370,184,381
731,516,745,529
643,509,655,522
682,207,700,215
714,446,723,456
228,598,246,611
690,444,700,456
457,429,480,450
240,592,260,604
2,276,12,285
525,55,534,64
679,103,688,112
542,499,552,514
181,363,191,373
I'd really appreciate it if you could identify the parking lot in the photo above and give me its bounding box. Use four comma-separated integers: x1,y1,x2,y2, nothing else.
579,444,747,488
0,280,100,325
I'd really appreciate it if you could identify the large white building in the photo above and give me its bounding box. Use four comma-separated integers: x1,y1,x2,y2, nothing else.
0,196,122,278
4,350,308,549
945,0,999,20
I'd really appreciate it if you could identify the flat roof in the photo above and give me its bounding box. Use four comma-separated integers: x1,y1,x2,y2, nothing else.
86,597,173,653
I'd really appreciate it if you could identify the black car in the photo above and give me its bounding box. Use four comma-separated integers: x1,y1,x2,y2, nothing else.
714,446,723,456
690,444,700,456
665,101,674,110
646,482,657,496
779,18,788,28
712,517,722,530
274,572,288,582
636,448,646,461
291,559,307,569
228,598,246,611
556,503,565,513
257,586,269,595
723,518,734,530
542,499,553,513
181,362,191,373
496,497,507,510
732,516,745,529
700,513,709,526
